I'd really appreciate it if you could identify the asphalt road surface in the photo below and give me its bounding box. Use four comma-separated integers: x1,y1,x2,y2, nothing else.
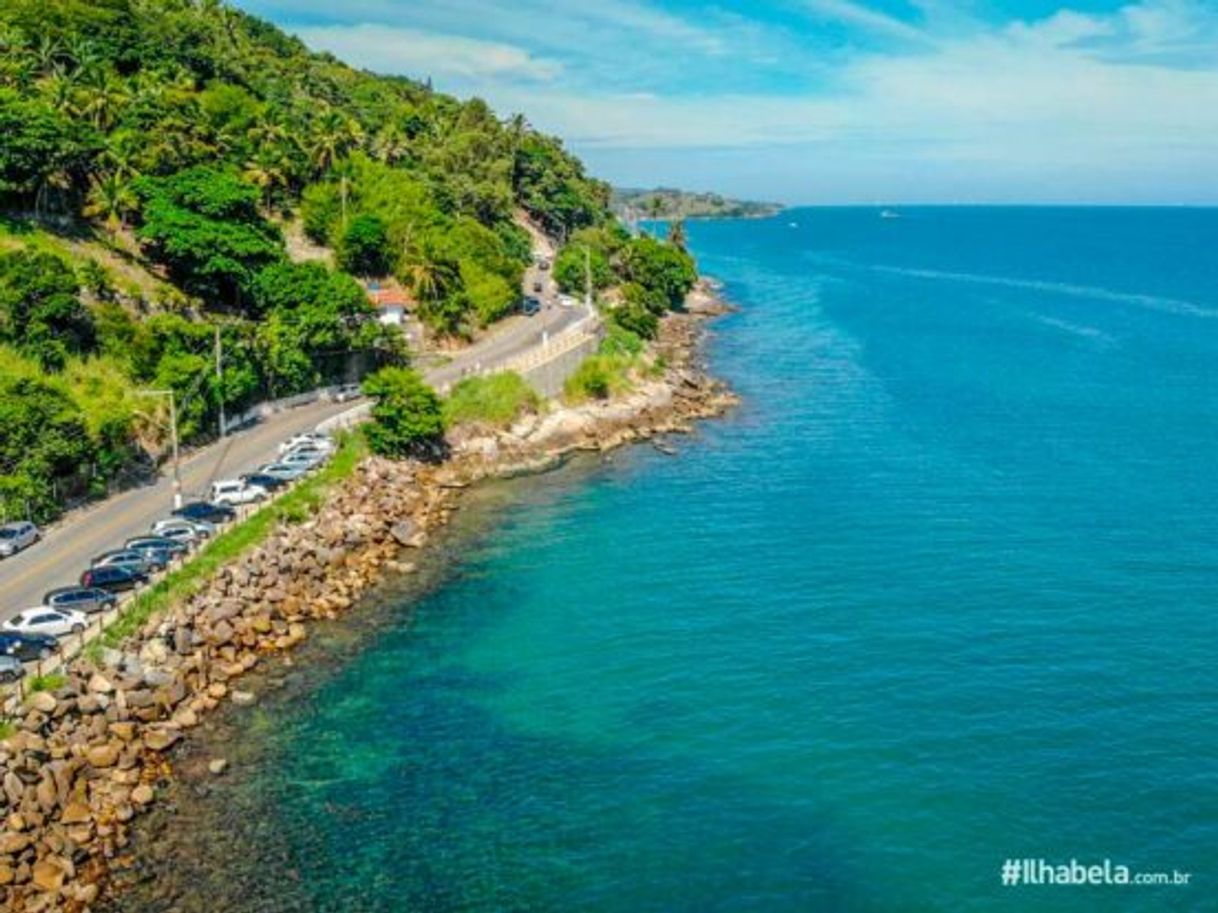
0,292,593,620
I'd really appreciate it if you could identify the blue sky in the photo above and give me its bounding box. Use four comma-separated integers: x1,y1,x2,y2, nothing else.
235,0,1218,204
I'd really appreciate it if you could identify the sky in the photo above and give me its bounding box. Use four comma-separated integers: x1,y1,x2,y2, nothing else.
234,0,1218,204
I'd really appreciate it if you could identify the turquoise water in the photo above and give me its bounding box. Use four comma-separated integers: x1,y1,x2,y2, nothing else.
170,209,1218,911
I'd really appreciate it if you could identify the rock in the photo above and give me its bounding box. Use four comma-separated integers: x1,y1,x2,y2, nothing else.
59,802,91,825
85,743,119,768
87,673,114,694
0,864,14,885
208,758,228,776
130,784,154,806
27,692,57,714
31,857,67,892
143,729,181,752
389,519,416,546
108,722,136,742
230,690,256,707
0,832,30,854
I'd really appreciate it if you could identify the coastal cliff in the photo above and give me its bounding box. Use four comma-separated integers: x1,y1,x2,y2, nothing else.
0,291,736,911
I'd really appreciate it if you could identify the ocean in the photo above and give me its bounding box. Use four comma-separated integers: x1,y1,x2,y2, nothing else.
122,208,1218,912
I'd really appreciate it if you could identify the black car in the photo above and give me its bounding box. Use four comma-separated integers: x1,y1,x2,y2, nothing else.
0,631,58,662
126,535,189,560
173,501,237,524
241,472,289,492
43,586,117,615
80,564,146,592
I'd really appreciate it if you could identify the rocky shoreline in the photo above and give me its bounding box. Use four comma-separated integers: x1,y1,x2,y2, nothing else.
0,289,737,912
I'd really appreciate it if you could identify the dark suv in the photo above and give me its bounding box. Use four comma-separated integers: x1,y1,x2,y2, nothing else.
0,631,58,662
43,586,118,615
80,564,146,592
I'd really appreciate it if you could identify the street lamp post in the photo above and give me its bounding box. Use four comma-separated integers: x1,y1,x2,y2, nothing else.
138,389,182,510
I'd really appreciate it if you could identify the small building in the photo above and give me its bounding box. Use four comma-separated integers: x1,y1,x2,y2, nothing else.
364,280,413,326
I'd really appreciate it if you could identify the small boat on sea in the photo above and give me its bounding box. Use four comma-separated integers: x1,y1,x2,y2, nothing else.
653,440,678,456
879,209,901,219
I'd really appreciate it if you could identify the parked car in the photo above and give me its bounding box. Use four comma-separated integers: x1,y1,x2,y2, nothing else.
126,535,189,560
80,565,146,592
43,586,117,615
538,258,551,271
0,655,24,684
210,479,268,506
4,607,87,638
0,521,39,558
173,501,236,524
279,433,333,456
532,280,543,294
333,383,362,403
522,296,542,316
0,631,58,662
281,448,326,470
241,472,289,493
258,462,308,482
92,548,166,574
152,517,214,540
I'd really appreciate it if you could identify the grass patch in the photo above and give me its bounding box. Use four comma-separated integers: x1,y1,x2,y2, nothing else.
98,431,367,649
27,673,67,694
0,720,15,740
443,372,540,428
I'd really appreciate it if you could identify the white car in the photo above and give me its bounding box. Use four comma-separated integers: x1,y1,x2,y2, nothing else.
5,607,88,638
210,479,268,506
152,517,214,540
279,433,333,456
0,521,39,558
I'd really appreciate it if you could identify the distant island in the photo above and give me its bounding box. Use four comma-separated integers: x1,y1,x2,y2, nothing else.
612,187,783,221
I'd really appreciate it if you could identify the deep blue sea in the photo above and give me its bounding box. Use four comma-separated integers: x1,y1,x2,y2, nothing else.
138,208,1218,912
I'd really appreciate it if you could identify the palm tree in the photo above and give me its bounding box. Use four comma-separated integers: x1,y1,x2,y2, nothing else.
332,157,357,230
37,65,76,112
308,109,364,176
75,69,129,131
403,254,457,303
243,150,287,213
371,123,409,165
83,172,137,238
667,218,688,251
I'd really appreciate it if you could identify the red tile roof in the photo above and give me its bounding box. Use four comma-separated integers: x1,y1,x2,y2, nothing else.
364,282,414,309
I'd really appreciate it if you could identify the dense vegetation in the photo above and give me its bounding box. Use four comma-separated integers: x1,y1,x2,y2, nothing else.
553,222,697,343
362,366,444,458
0,0,613,520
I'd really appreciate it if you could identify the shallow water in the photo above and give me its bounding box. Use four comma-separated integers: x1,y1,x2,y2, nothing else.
119,208,1218,912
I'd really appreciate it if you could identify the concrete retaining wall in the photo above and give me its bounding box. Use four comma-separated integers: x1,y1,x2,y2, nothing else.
519,331,600,398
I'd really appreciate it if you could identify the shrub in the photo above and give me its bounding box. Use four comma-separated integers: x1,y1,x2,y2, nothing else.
362,366,444,456
563,354,631,403
443,372,539,428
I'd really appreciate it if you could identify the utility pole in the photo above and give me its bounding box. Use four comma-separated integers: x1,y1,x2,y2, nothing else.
138,390,183,510
583,245,592,309
214,325,225,438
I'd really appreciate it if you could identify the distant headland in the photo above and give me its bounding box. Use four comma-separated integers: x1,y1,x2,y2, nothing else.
612,187,784,221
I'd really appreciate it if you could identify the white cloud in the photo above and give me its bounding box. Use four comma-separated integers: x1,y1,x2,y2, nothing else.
293,23,562,82
799,0,933,44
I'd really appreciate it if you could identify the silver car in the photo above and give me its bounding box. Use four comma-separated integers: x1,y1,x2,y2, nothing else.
0,655,23,684
0,521,39,558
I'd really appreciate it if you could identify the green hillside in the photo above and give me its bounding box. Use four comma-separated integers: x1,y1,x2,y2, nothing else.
0,0,614,520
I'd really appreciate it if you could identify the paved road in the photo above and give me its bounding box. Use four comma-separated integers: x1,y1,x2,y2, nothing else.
0,278,593,619
0,399,354,615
